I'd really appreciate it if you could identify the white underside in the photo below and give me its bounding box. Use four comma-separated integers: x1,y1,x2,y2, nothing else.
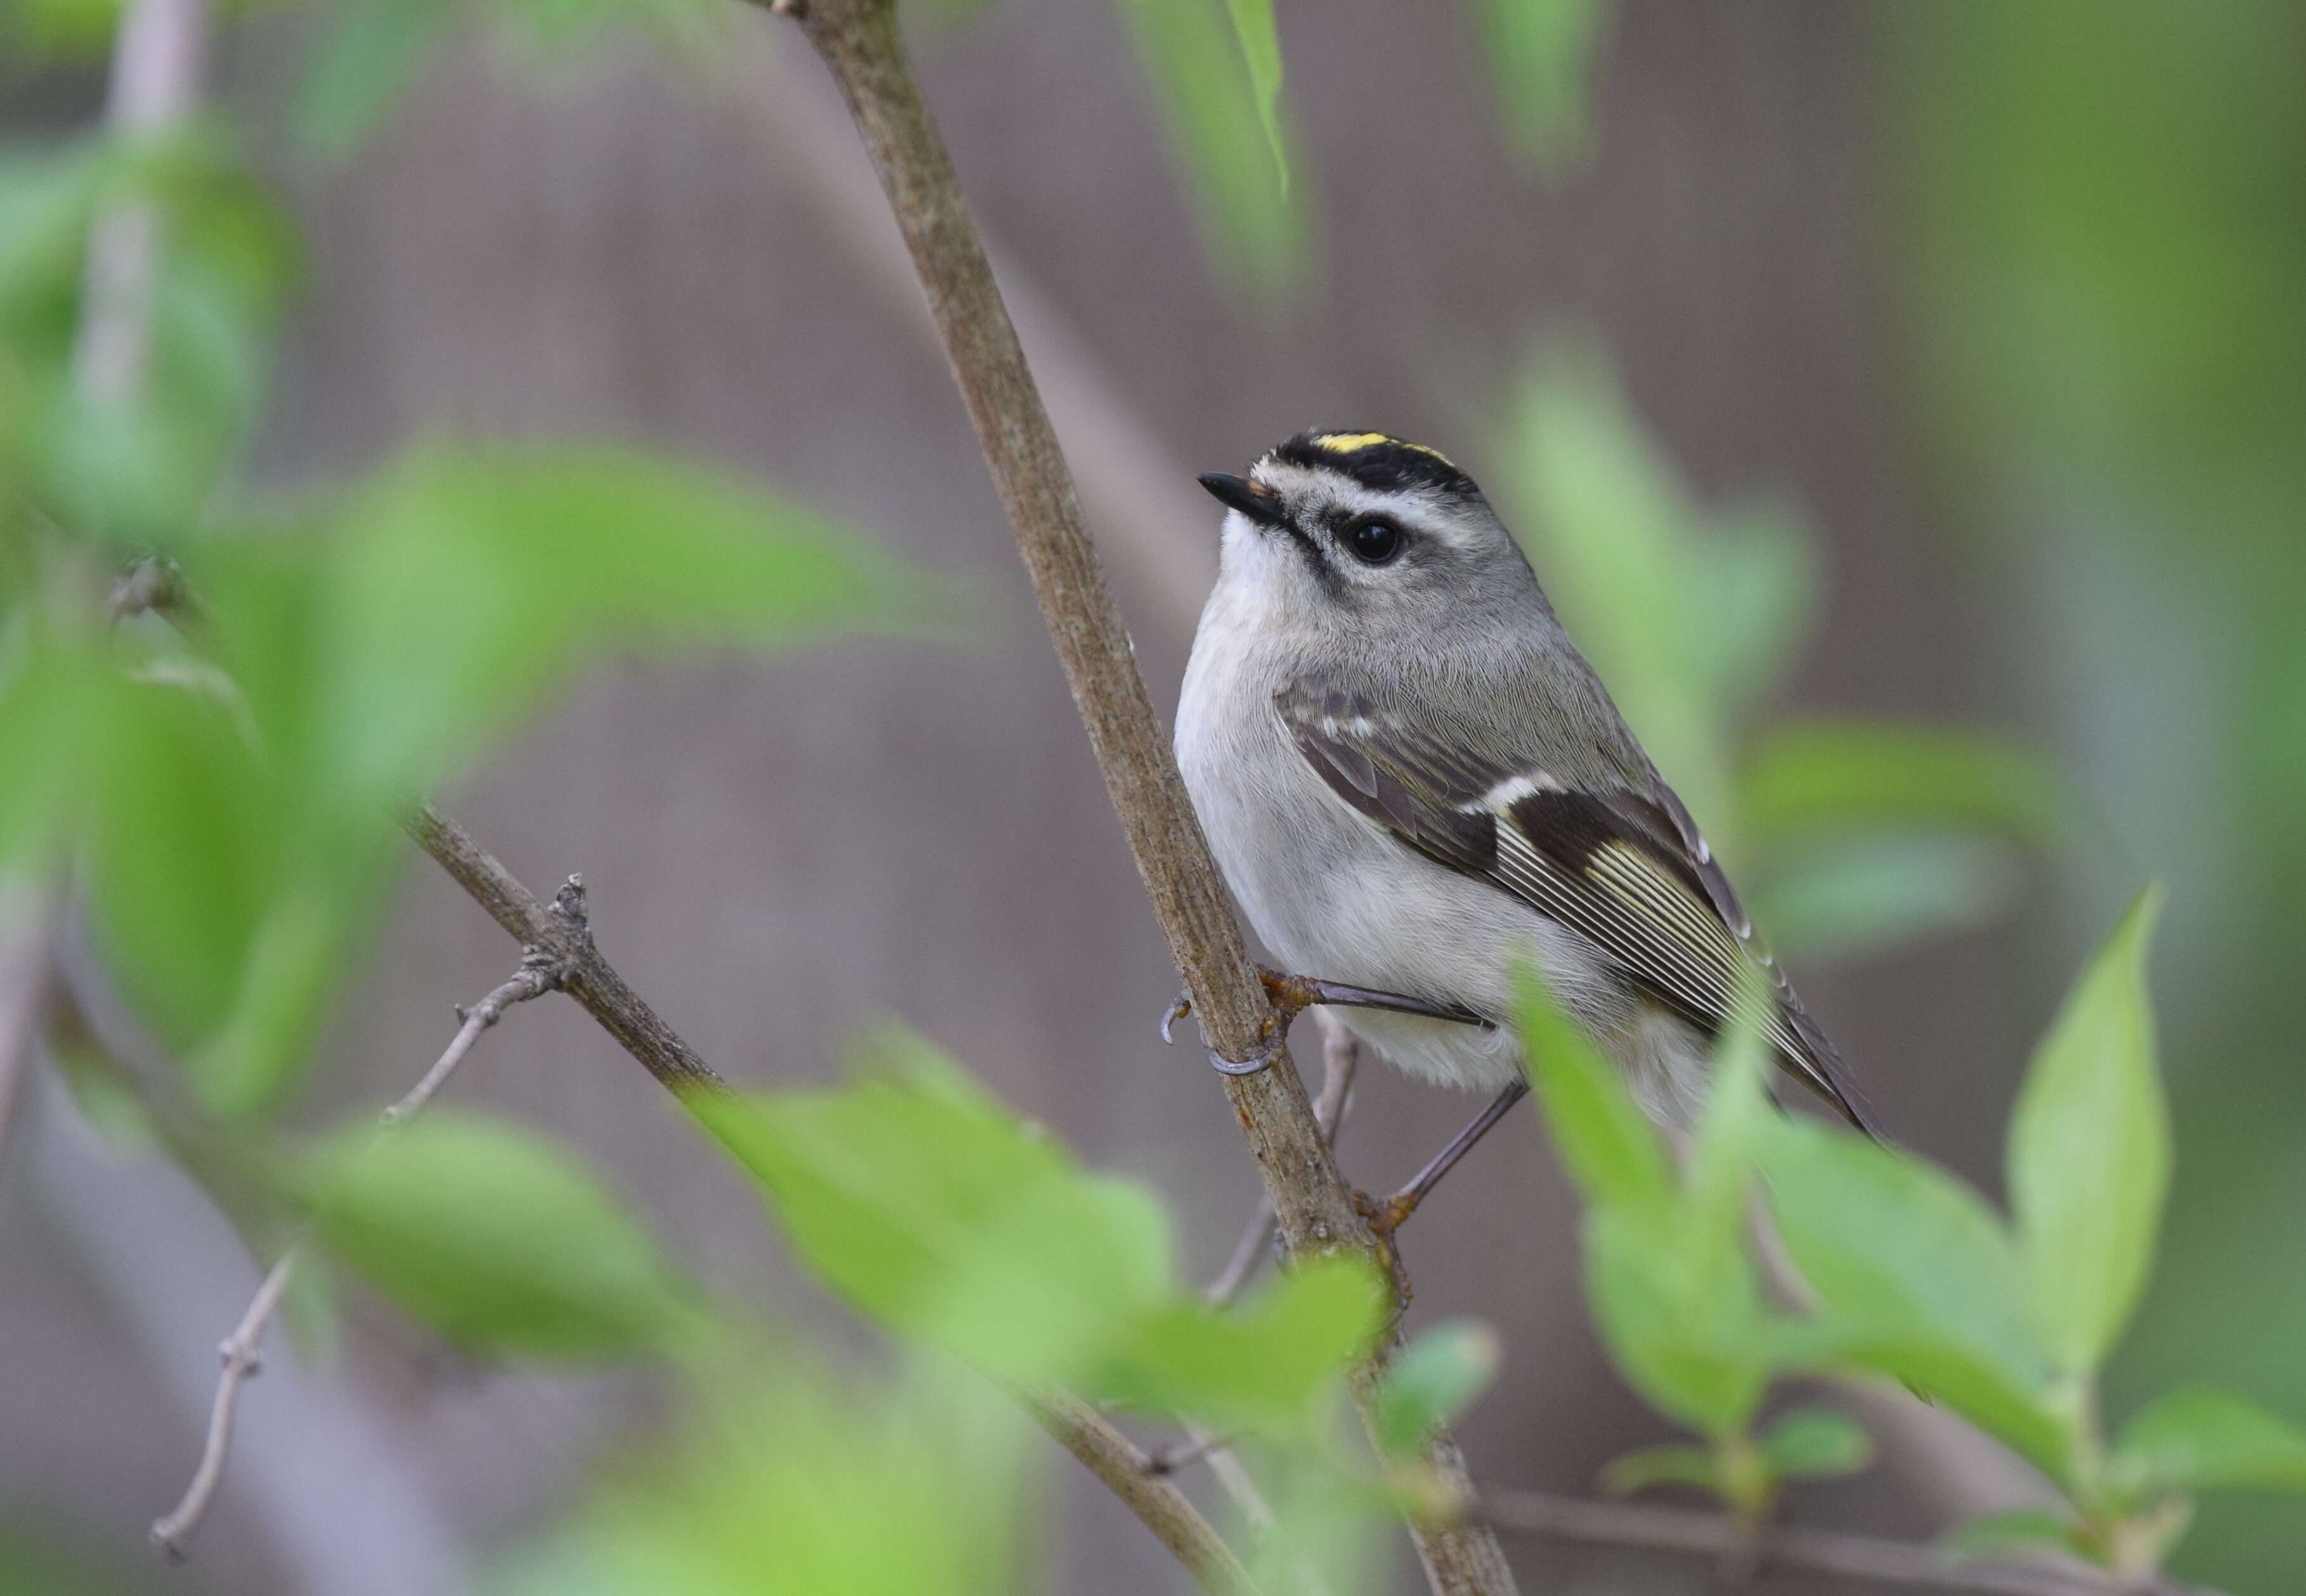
1176,558,1714,1125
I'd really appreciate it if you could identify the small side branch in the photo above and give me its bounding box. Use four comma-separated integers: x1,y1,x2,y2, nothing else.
405,805,720,1096
148,947,564,1559
1206,1012,1360,1309
1480,1489,2219,1596
1025,1388,1257,1596
406,811,1251,1593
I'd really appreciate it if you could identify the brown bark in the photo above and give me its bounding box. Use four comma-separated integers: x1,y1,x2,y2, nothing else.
782,4,1518,1590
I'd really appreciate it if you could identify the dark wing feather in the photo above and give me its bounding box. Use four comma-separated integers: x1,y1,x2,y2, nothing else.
1279,681,1880,1135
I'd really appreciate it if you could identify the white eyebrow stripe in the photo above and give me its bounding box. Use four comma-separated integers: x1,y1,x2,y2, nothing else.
1250,462,1470,536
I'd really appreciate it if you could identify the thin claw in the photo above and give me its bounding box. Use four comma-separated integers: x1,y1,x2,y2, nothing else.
1163,985,1278,1075
1177,964,1474,1078
1160,991,1192,1046
1208,1035,1279,1077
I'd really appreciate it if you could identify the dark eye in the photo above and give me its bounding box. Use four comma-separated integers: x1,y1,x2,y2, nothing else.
1344,515,1405,565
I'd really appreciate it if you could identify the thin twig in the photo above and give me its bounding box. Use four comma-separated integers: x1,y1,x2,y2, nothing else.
1149,1005,1361,1536
774,10,1514,1587
1479,1489,2220,1596
75,0,211,408
1024,1387,1257,1595
147,1253,292,1560
404,806,720,1096
406,809,1254,1594
1206,1015,1361,1310
148,949,564,1559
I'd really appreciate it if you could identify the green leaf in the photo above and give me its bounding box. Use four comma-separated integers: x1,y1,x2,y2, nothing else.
2115,1387,2306,1495
500,1356,1028,1596
699,1045,1170,1384
1759,1406,1872,1480
0,625,114,877
702,1034,1370,1427
3,0,126,60
83,673,282,1047
1749,831,2021,964
1939,1508,2083,1562
1112,0,1300,294
1757,1116,2076,1480
77,655,387,1116
203,444,931,813
292,0,457,162
1759,1117,2046,1385
2007,888,2170,1373
1740,720,2070,856
1221,0,1289,191
1496,339,1815,840
1684,999,1771,1263
1480,0,1612,170
1512,961,1672,1216
1104,1256,1382,1434
1,129,294,547
1372,1319,1502,1456
1825,1328,2075,1488
1599,1443,1719,1498
301,1110,691,1360
1583,1202,1770,1437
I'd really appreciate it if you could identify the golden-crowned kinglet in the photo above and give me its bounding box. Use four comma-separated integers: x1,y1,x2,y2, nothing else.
1175,429,1875,1136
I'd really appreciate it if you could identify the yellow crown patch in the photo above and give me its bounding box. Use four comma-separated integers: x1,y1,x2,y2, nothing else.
1311,432,1456,469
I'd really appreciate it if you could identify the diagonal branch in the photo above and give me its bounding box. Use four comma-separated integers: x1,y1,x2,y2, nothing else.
150,946,566,1559
1024,1387,1256,1595
405,805,720,1096
775,4,1515,1591
404,807,1254,1595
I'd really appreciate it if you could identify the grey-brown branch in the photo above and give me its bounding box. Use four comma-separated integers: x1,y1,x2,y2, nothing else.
405,807,1253,1595
406,805,719,1096
150,947,565,1559
778,3,1515,1590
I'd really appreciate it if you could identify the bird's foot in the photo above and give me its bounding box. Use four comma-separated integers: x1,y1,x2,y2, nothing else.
1162,968,1489,1078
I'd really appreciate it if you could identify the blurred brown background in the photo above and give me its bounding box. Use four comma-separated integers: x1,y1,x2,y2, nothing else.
4,2,2300,1592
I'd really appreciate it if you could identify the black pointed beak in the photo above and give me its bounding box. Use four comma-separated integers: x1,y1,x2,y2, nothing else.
1196,472,1283,528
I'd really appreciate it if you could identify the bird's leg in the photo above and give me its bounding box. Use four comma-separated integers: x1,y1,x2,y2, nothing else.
1255,967,1492,1030
1359,1078,1532,1240
1161,966,1490,1077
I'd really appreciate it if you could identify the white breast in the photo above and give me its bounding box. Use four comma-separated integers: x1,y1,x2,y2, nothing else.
1174,581,1631,1093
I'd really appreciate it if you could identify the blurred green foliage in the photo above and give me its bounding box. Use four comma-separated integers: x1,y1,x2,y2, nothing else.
497,1358,1035,1596
4,438,923,1119
297,1109,701,1359
1895,3,2306,1585
0,125,294,545
1524,893,2306,1580
1494,340,2066,968
290,0,732,162
11,2,2306,1592
1476,0,1612,171
701,1028,1382,1434
1517,967,1872,1522
1112,0,1302,297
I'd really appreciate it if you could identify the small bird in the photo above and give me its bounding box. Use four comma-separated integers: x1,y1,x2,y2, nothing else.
1174,430,1875,1175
